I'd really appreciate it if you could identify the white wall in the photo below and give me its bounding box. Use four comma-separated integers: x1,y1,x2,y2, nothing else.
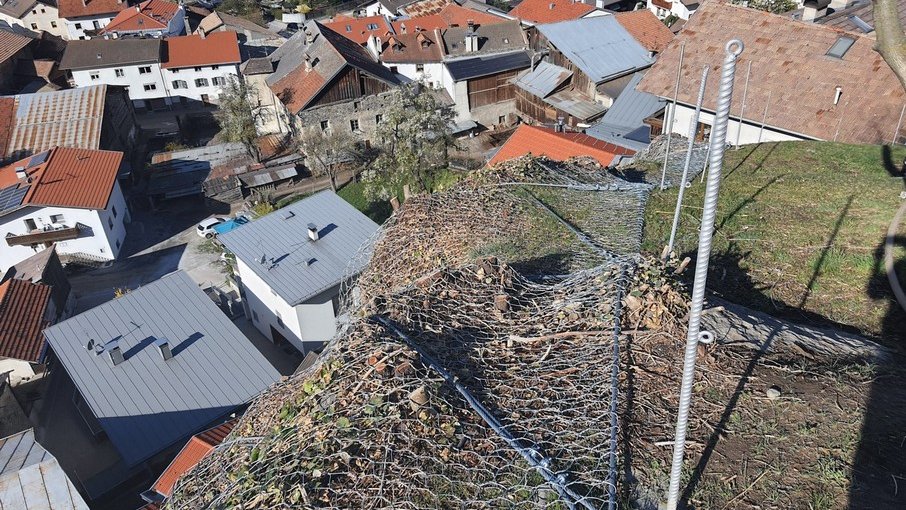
647,0,694,20
235,258,340,354
363,1,391,17
390,62,445,89
0,181,128,273
0,3,67,39
70,62,239,106
668,102,808,146
64,14,116,40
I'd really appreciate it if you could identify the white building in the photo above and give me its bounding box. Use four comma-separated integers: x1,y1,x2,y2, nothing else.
218,191,379,354
58,0,127,39
0,147,129,273
60,31,241,110
0,0,66,39
99,0,185,39
647,0,698,21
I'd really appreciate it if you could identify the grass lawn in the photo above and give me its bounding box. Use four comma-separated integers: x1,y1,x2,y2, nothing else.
642,141,906,341
338,168,463,224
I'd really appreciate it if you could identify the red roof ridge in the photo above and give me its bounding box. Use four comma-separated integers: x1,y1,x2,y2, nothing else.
102,0,180,33
489,124,634,167
509,0,596,24
151,418,239,497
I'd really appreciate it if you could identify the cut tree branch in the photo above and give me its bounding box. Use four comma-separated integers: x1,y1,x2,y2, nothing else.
874,0,906,92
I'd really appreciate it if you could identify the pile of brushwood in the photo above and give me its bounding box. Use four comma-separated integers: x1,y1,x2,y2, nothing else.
165,157,903,509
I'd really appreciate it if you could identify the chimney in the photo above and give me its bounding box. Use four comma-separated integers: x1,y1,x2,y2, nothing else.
464,28,478,53
155,338,172,360
304,27,314,44
199,29,205,39
135,4,140,11
304,53,313,71
556,117,564,132
467,19,474,30
307,223,319,241
107,340,124,366
801,5,817,21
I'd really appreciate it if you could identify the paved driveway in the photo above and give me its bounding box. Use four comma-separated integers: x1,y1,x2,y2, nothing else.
68,196,234,313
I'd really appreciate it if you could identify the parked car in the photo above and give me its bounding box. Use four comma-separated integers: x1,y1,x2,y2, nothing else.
197,217,228,238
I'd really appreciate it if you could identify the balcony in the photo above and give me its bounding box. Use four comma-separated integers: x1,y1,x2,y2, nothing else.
6,224,81,247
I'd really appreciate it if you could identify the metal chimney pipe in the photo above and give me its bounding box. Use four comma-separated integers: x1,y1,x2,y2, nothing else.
666,38,744,510
666,65,710,258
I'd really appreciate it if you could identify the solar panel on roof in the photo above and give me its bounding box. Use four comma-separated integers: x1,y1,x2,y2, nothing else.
0,185,28,215
26,151,50,168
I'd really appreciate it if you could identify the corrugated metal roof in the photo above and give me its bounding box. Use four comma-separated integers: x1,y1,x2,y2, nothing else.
536,16,654,83
514,61,572,99
445,50,531,81
544,88,607,122
238,165,297,187
219,190,380,306
43,271,281,467
586,71,664,150
2,85,109,161
0,429,90,509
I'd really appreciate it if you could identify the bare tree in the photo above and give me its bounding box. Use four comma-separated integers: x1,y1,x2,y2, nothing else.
216,77,264,162
300,128,357,192
874,0,906,92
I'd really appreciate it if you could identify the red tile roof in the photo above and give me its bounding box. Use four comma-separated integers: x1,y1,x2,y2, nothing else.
0,146,123,210
0,29,31,65
161,31,240,69
324,14,392,45
637,0,906,145
381,30,443,63
151,419,238,497
101,0,180,33
508,0,596,24
0,278,52,362
271,65,327,113
58,0,127,19
392,3,508,32
489,124,634,167
615,9,674,53
650,0,671,10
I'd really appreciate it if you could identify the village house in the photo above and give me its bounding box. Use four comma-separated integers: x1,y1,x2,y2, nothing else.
58,0,127,39
0,429,90,509
255,20,403,140
194,10,284,50
324,13,394,46
0,85,137,162
438,20,530,126
0,0,66,38
515,15,655,129
638,0,906,145
218,190,379,354
42,270,281,499
585,71,665,151
0,247,71,384
647,0,698,21
99,0,185,39
377,29,445,89
489,123,635,166
60,31,241,110
0,147,129,272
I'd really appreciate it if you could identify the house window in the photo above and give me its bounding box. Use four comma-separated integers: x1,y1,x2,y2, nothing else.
31,23,38,29
195,78,209,87
32,9,36,14
79,36,85,40
50,214,65,224
416,63,424,72
353,101,360,111
89,72,100,80
74,23,82,29
143,83,157,91
345,24,351,32
172,79,187,89
112,205,117,218
350,119,360,131
171,68,179,73
108,217,114,230
24,218,37,231
92,20,100,29
367,23,379,30
375,114,383,124
139,66,151,74
211,65,219,70
194,66,202,72
212,76,226,86
40,8,45,13
389,66,398,73
114,68,124,77
320,120,329,131
51,21,57,28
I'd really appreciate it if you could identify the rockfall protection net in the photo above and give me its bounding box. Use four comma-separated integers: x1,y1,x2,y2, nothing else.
164,157,654,509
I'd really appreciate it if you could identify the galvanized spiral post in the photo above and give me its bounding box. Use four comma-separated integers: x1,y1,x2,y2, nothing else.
666,39,744,510
666,65,710,257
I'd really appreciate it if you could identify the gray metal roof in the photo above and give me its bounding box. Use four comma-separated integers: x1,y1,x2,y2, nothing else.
43,271,281,467
60,38,161,71
536,16,654,83
0,429,90,509
219,190,379,306
544,88,606,122
514,61,572,99
238,165,297,187
445,50,531,81
586,71,664,150
442,21,526,58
